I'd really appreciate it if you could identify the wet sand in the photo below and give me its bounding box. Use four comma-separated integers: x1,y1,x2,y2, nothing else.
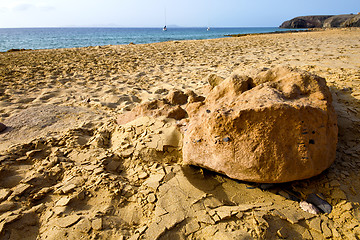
0,28,360,239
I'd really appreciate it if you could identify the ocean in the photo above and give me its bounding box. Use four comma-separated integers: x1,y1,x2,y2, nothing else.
0,27,291,52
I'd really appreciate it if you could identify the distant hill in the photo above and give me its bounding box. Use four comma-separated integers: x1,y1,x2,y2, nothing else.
280,13,360,28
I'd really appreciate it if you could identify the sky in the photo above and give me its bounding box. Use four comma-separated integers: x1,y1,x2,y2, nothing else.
0,0,359,28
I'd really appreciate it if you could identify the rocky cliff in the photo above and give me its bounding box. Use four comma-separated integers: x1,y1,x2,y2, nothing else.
280,13,360,28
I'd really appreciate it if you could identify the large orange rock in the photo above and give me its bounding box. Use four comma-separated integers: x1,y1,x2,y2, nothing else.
183,67,338,183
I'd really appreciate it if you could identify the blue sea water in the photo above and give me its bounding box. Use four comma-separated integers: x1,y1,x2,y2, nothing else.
0,27,293,52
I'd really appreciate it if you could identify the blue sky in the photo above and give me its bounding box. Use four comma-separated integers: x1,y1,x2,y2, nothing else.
0,0,358,28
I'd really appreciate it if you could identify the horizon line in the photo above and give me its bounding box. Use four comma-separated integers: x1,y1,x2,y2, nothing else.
0,25,279,29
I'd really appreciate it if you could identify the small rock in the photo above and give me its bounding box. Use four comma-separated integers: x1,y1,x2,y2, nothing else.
121,148,134,158
0,189,12,202
32,187,51,200
26,149,42,158
56,196,72,207
185,90,205,103
0,201,17,212
142,174,165,190
26,203,46,213
0,123,7,133
57,215,81,228
147,193,157,203
106,160,121,172
138,171,149,179
92,218,103,230
16,156,28,162
205,73,224,88
299,201,320,215
154,88,169,95
166,90,188,105
321,221,332,238
223,137,231,142
185,220,200,235
75,218,92,233
60,183,77,194
341,202,353,211
166,105,188,120
306,193,332,213
4,213,21,224
308,217,322,233
11,183,31,198
53,207,68,217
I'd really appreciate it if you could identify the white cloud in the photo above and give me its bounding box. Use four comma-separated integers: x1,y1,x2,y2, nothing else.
13,3,34,11
39,5,55,11
9,2,55,12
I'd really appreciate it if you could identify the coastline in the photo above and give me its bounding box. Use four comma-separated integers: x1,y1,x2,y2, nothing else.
224,28,312,37
1,28,360,239
0,27,299,52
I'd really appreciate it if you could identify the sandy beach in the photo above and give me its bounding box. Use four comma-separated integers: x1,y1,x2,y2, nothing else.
0,28,360,239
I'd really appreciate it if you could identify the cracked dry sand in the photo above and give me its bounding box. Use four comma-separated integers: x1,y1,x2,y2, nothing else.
0,28,360,239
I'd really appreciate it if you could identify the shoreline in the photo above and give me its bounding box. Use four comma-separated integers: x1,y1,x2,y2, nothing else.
0,27,306,53
224,29,312,37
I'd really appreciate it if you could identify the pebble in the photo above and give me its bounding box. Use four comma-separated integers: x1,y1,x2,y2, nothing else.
11,183,31,198
0,201,17,212
57,215,81,228
60,183,77,194
308,217,322,233
56,196,72,207
75,218,92,233
223,137,231,142
0,189,12,202
92,218,103,230
147,193,157,203
299,201,320,215
306,193,332,213
0,123,6,133
138,171,149,179
26,149,42,158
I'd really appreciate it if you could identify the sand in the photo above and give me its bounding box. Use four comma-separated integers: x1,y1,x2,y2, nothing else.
0,28,360,239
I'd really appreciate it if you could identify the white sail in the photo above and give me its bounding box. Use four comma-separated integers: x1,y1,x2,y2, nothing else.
163,6,167,31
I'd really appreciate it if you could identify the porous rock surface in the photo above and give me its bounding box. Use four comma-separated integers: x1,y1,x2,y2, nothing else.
280,13,360,28
183,66,338,183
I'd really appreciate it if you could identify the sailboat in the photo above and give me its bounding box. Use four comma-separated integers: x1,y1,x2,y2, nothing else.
163,7,167,31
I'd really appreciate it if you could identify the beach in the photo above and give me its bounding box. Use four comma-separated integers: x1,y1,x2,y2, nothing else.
0,28,360,239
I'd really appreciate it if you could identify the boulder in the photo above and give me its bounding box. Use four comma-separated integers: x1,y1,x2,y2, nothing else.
182,66,338,183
